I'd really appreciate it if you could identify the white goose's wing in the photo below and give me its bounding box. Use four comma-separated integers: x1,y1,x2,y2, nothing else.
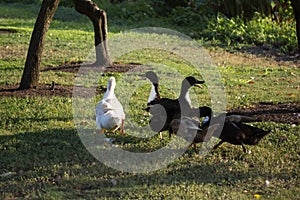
96,100,108,130
110,94,125,119
96,99,112,115
96,97,124,118
96,98,124,130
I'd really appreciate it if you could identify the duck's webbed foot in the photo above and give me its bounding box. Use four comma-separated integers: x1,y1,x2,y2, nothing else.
241,144,247,153
120,119,125,135
99,128,106,134
159,132,163,139
192,143,197,152
212,140,224,150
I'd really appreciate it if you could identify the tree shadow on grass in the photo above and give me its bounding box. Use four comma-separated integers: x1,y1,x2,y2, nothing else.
0,128,123,198
0,128,296,199
239,45,300,63
0,129,91,172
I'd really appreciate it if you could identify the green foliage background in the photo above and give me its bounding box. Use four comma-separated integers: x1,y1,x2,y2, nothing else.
1,0,296,54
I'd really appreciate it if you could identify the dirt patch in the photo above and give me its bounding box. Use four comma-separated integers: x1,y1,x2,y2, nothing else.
239,45,300,64
209,46,300,69
41,62,142,74
0,84,75,98
0,29,17,34
229,102,300,125
1,62,146,98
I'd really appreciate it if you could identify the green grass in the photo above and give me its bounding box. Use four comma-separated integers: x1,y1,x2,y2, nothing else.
0,2,299,199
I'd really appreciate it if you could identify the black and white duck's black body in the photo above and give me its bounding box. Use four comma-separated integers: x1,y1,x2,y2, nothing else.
145,71,205,135
199,106,271,153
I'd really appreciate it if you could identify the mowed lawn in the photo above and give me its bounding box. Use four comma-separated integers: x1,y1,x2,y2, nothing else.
0,2,299,199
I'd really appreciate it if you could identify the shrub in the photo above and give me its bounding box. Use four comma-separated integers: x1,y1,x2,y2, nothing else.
170,6,203,26
0,0,42,4
203,13,297,54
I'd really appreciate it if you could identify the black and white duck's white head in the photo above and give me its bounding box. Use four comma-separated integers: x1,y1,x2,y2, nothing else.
180,76,205,94
179,76,205,105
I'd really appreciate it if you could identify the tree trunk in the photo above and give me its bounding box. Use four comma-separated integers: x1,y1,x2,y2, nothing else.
72,0,110,66
291,0,300,54
19,0,60,90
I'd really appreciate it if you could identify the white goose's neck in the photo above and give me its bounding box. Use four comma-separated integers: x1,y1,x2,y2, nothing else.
106,87,115,99
104,78,116,99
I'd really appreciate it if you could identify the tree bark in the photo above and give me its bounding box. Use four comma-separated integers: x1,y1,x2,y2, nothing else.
291,0,300,54
72,0,110,66
19,0,60,89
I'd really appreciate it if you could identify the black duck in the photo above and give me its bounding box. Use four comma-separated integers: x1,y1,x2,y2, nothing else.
199,106,271,153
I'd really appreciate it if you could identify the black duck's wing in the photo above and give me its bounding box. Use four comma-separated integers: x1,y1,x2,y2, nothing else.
239,123,271,145
226,114,260,123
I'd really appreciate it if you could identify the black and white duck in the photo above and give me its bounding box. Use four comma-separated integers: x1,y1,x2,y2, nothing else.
145,71,205,136
96,77,125,135
199,106,271,153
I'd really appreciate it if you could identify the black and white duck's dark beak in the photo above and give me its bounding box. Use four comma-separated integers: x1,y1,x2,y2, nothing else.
194,80,205,88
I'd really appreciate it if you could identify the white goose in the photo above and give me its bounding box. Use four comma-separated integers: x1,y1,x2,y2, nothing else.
96,77,125,134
